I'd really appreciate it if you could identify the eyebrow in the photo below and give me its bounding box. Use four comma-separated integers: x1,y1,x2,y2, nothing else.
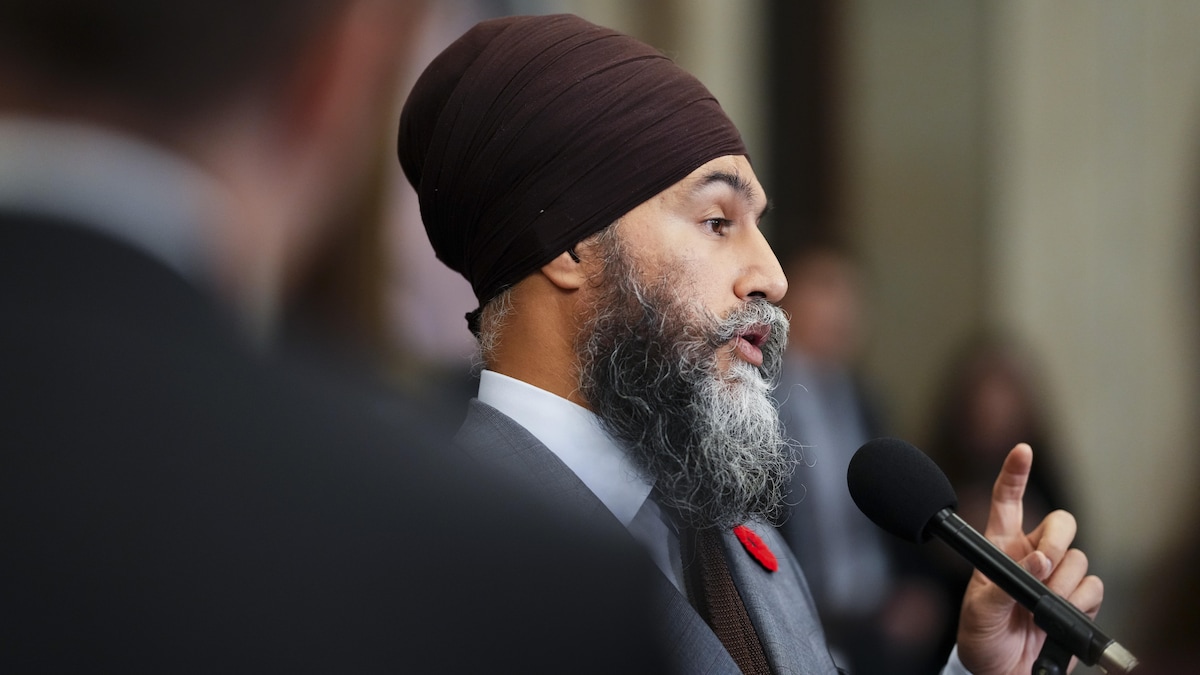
693,170,773,221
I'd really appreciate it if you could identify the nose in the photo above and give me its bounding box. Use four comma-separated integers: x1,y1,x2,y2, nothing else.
733,228,788,304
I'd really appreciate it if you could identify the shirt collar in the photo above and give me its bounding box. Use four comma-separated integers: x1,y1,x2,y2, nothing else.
0,116,230,287
477,369,653,526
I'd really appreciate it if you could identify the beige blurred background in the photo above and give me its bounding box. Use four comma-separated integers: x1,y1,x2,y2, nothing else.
382,0,1200,659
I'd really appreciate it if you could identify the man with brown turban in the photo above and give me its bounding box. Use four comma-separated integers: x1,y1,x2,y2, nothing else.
399,13,1103,675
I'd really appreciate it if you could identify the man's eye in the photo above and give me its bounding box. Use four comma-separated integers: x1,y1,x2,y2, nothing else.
705,218,730,235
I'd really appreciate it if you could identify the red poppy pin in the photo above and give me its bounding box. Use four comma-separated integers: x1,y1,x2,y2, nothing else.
733,524,778,572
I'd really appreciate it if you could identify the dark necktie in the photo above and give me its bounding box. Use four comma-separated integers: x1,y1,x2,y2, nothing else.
682,527,772,674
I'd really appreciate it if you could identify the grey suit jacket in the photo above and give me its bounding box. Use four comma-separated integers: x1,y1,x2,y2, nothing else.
456,399,841,674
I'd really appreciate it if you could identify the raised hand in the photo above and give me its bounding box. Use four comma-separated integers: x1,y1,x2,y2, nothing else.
956,443,1105,675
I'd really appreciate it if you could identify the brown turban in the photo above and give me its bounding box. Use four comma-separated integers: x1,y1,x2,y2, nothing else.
398,13,747,332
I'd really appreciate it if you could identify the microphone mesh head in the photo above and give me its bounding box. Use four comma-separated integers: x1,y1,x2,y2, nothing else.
847,438,958,543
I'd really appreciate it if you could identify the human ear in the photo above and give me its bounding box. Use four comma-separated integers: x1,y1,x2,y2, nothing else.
540,250,588,291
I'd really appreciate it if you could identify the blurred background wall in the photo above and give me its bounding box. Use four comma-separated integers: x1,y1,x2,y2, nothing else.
836,3,1200,651
382,0,1200,660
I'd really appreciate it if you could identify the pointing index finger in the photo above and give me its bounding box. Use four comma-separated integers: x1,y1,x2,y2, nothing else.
985,443,1033,540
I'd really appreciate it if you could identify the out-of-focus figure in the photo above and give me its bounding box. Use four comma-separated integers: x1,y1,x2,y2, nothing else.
926,333,1072,531
286,0,499,432
0,2,663,671
920,332,1077,665
776,243,949,674
776,243,887,627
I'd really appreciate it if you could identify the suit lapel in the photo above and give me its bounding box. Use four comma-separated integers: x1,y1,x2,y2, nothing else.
722,522,840,673
455,399,620,529
652,577,743,674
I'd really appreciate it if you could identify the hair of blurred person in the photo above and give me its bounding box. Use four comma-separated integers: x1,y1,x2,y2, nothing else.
0,3,341,115
917,331,1076,668
925,331,1072,531
0,0,425,336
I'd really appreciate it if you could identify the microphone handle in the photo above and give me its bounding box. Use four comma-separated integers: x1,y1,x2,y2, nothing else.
927,509,1137,673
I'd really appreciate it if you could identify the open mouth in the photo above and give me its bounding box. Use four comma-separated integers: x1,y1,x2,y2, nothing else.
732,324,770,367
737,324,770,348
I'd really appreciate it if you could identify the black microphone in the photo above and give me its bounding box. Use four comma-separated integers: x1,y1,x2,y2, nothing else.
847,437,1138,674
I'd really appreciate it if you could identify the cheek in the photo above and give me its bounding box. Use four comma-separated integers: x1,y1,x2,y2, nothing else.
664,254,741,319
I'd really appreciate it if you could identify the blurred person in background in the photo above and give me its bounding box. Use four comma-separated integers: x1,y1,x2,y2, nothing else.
285,0,497,434
776,242,951,674
925,333,1072,533
399,13,1104,674
920,332,1078,668
0,1,663,671
775,242,889,667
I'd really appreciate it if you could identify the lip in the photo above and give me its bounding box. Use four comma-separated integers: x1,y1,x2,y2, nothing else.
733,325,770,367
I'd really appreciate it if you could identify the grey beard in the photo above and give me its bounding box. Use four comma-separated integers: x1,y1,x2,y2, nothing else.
577,252,794,530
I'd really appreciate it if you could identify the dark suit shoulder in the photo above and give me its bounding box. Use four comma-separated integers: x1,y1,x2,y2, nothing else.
0,221,665,673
